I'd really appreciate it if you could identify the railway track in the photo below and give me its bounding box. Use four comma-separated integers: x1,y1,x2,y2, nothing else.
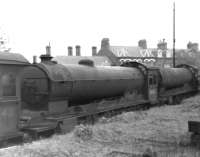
19,95,181,144
0,89,196,149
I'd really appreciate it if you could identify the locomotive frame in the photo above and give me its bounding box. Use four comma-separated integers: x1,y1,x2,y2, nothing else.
19,55,199,139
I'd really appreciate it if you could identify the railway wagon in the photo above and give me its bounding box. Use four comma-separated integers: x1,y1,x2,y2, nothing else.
0,52,29,145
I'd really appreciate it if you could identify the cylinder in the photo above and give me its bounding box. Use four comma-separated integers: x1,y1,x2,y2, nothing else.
68,46,73,56
159,68,192,88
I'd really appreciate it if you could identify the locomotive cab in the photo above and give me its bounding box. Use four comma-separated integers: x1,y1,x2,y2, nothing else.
120,61,160,104
147,68,159,104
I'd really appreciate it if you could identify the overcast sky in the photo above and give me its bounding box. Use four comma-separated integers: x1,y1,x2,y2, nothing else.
0,0,199,61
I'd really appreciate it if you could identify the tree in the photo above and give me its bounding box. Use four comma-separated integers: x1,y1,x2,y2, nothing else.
0,30,11,52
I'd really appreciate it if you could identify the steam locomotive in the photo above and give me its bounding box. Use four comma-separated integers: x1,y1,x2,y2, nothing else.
0,49,198,146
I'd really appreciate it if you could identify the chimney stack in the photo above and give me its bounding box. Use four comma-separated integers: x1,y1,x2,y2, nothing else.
157,39,167,50
75,45,81,56
92,46,97,56
187,42,199,52
68,46,73,56
101,38,110,49
138,39,147,49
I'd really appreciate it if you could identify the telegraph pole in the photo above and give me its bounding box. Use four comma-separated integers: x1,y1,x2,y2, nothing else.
173,2,176,67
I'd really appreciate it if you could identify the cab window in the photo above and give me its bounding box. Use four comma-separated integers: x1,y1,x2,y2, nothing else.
1,73,16,96
149,74,157,86
149,77,153,85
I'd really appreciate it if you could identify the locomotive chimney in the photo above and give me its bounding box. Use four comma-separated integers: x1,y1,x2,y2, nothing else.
75,45,81,56
33,55,37,64
46,43,51,56
68,46,73,56
40,44,53,62
92,46,97,56
138,39,147,49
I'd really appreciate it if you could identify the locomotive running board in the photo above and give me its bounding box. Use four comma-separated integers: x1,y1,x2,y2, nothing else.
43,99,150,133
21,99,150,134
45,99,150,122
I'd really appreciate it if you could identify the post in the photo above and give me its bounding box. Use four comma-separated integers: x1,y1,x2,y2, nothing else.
173,2,176,67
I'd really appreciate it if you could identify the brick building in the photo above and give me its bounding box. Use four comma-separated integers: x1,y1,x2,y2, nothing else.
97,38,174,67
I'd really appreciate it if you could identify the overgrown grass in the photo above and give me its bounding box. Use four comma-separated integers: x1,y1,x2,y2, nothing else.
1,95,200,156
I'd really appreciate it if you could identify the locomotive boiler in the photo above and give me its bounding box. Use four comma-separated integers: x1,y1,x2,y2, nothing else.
21,54,145,114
